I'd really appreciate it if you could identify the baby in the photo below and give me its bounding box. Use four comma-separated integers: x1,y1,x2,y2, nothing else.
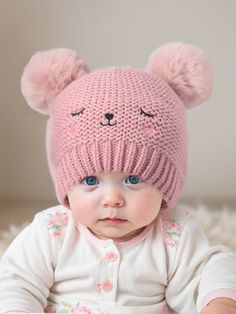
0,42,236,314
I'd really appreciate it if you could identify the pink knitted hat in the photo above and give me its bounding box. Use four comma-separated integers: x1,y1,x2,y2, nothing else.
21,42,213,209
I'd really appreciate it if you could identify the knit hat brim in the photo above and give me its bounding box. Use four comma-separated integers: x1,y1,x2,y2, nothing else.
54,140,185,209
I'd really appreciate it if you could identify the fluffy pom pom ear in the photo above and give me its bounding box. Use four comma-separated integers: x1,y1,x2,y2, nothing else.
146,42,213,108
21,48,89,115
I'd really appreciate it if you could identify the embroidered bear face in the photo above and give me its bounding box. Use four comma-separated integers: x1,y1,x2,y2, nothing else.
49,67,184,163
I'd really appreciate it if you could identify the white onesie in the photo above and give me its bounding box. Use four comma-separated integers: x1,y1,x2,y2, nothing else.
0,205,236,314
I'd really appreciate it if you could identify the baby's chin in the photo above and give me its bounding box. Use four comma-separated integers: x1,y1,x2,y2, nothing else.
89,225,145,242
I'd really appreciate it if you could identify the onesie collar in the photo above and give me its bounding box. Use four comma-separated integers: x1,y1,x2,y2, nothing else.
77,221,154,249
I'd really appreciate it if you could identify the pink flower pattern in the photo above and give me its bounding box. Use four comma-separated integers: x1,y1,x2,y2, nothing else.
45,301,57,313
70,304,92,314
45,304,56,313
45,300,101,313
45,299,168,313
159,305,170,314
46,210,69,237
162,212,183,249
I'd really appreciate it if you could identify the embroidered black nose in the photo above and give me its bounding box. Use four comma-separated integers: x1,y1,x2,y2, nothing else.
105,113,114,120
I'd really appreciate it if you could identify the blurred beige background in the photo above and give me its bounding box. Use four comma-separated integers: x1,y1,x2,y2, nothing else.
0,0,236,227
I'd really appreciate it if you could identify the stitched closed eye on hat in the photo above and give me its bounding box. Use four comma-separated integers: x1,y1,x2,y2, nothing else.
21,42,213,209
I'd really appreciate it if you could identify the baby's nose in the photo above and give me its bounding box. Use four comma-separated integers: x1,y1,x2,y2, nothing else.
102,194,124,208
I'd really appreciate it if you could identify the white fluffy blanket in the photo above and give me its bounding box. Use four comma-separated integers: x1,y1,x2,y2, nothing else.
0,204,235,257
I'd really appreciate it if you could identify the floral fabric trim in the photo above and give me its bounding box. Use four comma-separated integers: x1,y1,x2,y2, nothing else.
45,299,170,313
161,211,183,249
45,300,110,314
46,210,69,237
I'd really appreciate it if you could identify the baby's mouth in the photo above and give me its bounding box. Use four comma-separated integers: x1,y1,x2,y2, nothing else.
99,217,127,225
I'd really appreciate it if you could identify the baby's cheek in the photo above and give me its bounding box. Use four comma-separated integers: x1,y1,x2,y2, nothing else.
136,208,151,222
71,206,89,225
135,202,157,224
134,192,162,224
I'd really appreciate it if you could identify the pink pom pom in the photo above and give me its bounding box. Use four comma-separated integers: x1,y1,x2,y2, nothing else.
146,42,213,108
21,49,89,115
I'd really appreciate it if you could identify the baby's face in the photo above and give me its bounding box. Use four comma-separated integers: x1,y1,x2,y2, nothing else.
68,171,163,242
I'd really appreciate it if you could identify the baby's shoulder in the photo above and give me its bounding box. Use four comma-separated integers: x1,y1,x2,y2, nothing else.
160,206,193,224
36,205,71,238
158,206,195,249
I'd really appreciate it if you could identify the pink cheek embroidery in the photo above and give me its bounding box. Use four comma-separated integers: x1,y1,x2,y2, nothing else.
142,126,155,137
68,126,77,135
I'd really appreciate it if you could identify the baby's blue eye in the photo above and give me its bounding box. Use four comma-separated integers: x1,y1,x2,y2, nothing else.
125,175,142,185
82,176,99,186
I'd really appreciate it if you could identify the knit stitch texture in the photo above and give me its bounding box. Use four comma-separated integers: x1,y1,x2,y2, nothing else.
47,67,187,208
